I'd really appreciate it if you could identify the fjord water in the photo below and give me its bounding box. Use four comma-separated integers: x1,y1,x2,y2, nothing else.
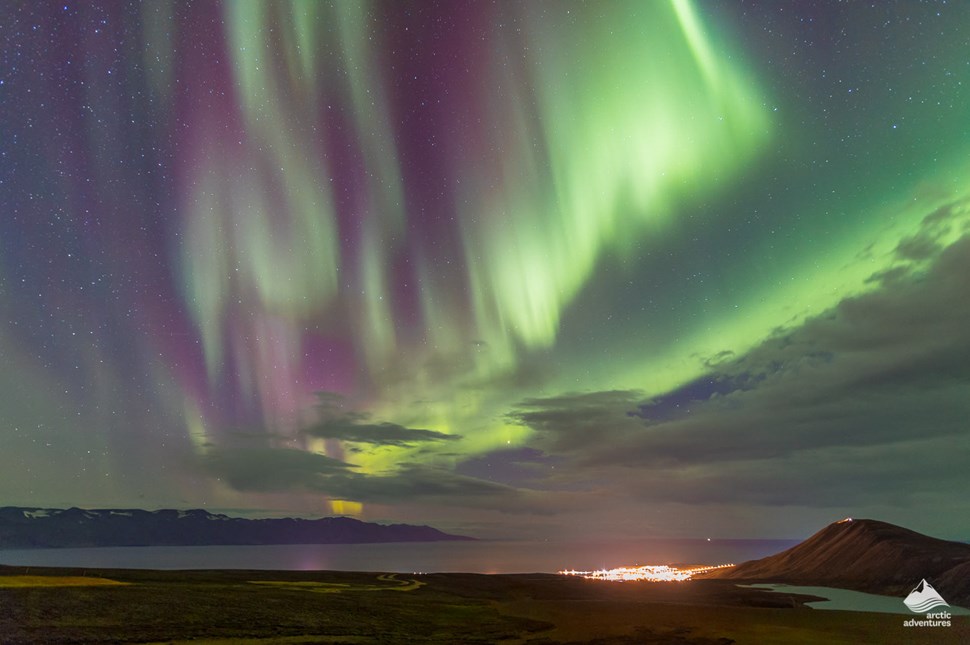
743,584,970,614
0,538,796,573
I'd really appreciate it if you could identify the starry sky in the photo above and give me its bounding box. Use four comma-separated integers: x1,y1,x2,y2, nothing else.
2,0,969,541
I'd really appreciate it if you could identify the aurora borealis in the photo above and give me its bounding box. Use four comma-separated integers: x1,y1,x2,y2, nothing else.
2,1,969,540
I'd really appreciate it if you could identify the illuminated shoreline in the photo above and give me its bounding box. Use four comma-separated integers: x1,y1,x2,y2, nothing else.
559,563,734,582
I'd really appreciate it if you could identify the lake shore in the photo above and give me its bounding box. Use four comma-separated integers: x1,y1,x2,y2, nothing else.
2,564,968,644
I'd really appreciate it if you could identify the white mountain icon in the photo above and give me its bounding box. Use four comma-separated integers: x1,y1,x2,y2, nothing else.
903,579,949,613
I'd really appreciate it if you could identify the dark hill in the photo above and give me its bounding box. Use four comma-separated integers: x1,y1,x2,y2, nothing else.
701,518,970,606
0,507,473,548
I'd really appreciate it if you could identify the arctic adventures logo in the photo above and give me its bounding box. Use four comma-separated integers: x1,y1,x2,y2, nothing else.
903,579,951,628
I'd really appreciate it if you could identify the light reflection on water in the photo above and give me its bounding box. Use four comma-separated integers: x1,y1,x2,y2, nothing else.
742,584,970,615
0,538,796,573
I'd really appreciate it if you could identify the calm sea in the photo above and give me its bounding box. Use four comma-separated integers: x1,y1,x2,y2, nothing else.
0,538,797,573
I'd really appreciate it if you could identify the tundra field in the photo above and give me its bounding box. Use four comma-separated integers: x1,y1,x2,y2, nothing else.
1,565,967,644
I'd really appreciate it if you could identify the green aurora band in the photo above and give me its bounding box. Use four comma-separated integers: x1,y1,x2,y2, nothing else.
4,0,970,522
177,0,776,474
180,0,970,482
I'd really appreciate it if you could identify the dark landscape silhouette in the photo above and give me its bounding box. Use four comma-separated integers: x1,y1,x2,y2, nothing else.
702,518,970,607
0,507,471,548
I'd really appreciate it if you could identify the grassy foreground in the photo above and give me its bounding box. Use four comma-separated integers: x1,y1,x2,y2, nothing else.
0,574,129,588
0,565,967,644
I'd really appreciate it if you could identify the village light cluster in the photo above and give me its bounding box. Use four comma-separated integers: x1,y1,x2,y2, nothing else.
559,563,734,582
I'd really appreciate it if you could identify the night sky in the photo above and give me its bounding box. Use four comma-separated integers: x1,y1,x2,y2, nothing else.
2,1,969,541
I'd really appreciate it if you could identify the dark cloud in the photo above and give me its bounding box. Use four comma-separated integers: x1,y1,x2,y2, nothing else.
304,419,458,446
864,265,911,287
302,392,459,446
203,448,353,493
618,435,970,508
506,390,645,453
198,394,554,513
508,233,970,509
313,464,518,506
703,349,736,368
201,446,549,513
637,234,970,462
893,196,966,261
203,227,970,519
895,230,941,261
636,373,765,422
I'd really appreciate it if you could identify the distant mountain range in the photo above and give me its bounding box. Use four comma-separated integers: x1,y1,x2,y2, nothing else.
701,518,970,606
0,507,473,548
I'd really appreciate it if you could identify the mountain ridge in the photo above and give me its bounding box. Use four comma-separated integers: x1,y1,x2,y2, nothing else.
0,506,474,548
701,518,970,606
